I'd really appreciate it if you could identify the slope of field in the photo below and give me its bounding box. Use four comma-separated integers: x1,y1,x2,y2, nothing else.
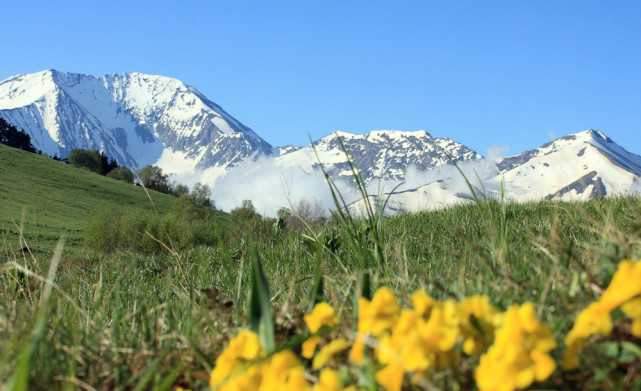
0,143,177,252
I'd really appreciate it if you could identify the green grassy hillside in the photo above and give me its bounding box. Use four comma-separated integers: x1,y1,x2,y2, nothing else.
0,143,177,252
2,141,641,390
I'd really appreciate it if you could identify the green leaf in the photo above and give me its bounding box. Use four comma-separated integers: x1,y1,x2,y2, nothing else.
130,355,163,391
307,256,324,313
155,364,184,391
620,341,641,362
603,341,619,358
361,269,372,300
249,251,276,353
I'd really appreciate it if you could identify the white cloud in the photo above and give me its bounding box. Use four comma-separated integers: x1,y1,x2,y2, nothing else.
208,155,359,217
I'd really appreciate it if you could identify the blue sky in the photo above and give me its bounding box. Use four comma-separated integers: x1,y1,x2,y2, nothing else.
1,1,639,155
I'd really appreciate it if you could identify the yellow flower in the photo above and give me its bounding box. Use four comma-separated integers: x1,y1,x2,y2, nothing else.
416,301,460,368
529,350,556,382
350,287,400,365
357,287,400,336
210,331,313,391
562,302,613,370
210,329,265,389
348,338,365,364
259,349,312,391
314,368,358,391
562,259,641,369
375,361,404,391
475,303,556,391
302,335,322,359
565,301,612,345
375,301,460,390
212,360,265,391
305,302,340,334
621,297,641,338
457,295,502,356
411,290,438,317
598,260,641,311
377,309,427,372
313,338,351,370
303,302,340,359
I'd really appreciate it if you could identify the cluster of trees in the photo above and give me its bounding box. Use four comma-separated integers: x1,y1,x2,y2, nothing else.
136,165,214,207
0,118,37,153
67,148,134,184
1,117,218,208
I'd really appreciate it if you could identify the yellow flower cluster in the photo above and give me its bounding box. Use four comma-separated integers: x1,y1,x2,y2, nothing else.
475,303,557,391
210,330,309,391
301,303,353,380
211,303,355,391
345,287,554,391
563,259,641,369
302,302,341,360
202,259,641,390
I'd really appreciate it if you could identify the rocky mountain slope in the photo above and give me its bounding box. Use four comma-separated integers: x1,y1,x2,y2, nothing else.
353,129,641,215
0,70,275,171
276,130,481,183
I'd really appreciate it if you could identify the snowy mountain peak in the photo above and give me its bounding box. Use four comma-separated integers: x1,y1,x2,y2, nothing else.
277,129,481,183
494,129,641,203
0,70,274,169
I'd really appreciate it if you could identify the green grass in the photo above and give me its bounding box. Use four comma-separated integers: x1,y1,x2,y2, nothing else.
1,142,641,390
0,143,177,253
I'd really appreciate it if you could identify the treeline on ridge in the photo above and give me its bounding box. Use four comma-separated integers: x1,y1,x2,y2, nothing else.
0,117,37,153
66,148,134,183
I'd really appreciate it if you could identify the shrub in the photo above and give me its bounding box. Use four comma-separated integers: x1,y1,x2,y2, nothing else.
106,166,134,184
84,200,227,253
137,165,172,194
68,149,102,173
84,209,121,252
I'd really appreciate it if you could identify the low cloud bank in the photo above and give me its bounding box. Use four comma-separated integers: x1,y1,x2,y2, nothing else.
197,145,511,217
209,156,355,217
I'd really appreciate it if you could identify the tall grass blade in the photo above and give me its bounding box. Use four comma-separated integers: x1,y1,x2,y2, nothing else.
249,251,276,353
5,238,64,391
307,256,324,313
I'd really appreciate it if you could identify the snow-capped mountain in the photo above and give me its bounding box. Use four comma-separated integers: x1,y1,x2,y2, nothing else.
0,70,275,171
352,129,641,215
276,130,481,183
1,69,639,216
495,129,641,201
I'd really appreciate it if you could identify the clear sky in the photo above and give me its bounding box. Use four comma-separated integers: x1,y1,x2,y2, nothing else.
1,1,639,156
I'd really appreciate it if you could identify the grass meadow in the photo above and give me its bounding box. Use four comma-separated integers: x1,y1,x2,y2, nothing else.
1,143,640,390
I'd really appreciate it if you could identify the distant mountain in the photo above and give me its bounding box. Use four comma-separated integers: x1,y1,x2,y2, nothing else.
276,130,481,183
495,129,641,201
1,69,639,215
353,129,641,215
0,70,275,171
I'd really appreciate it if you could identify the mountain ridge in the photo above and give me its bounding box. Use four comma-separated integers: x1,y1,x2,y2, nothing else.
0,69,275,170
1,70,640,215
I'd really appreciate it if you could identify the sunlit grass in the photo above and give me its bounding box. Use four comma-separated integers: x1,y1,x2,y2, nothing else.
1,142,641,389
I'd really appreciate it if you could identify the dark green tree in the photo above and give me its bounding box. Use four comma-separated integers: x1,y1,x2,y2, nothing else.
173,184,190,197
231,199,260,221
106,166,134,184
67,149,102,173
137,165,172,194
0,118,37,153
191,182,213,207
99,151,119,175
